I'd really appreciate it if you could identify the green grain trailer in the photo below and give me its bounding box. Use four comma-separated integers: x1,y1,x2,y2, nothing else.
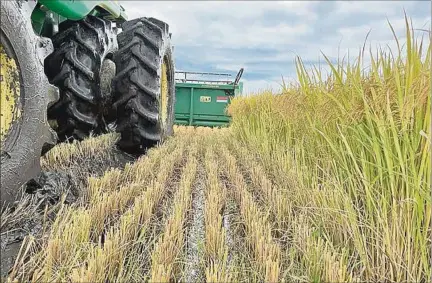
174,69,244,127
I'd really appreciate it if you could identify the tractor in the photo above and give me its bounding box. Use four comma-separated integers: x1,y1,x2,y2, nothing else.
0,0,176,207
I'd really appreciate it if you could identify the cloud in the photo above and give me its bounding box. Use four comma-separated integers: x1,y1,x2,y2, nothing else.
333,1,417,16
122,1,317,49
242,78,284,95
120,1,431,94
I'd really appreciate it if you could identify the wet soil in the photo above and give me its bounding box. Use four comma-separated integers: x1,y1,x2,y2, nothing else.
183,164,206,282
0,146,135,279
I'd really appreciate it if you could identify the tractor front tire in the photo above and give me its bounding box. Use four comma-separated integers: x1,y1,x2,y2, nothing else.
0,1,59,207
44,16,117,141
112,17,175,154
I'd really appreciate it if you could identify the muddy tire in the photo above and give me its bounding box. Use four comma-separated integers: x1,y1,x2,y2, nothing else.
112,17,175,154
44,16,117,141
0,1,59,207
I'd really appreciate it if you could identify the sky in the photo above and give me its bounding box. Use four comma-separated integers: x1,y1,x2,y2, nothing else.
120,1,431,94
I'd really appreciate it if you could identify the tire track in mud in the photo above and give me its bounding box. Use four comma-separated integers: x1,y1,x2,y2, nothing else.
183,158,206,282
1,133,134,280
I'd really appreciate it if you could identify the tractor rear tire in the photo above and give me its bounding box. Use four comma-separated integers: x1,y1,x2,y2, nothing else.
112,17,175,154
0,1,59,207
44,16,117,141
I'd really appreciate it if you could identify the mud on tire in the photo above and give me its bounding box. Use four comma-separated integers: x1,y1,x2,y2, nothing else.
112,17,175,154
44,16,117,141
0,1,59,207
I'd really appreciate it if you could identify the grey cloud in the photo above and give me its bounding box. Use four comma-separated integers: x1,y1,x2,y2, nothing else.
120,1,430,94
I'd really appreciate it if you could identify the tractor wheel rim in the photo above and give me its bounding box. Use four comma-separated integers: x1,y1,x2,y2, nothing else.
0,33,22,149
160,58,169,129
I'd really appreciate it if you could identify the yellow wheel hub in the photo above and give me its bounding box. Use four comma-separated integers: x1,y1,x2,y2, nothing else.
160,59,168,126
0,43,21,145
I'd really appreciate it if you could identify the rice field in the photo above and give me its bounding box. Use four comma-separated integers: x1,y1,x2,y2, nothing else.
1,18,430,283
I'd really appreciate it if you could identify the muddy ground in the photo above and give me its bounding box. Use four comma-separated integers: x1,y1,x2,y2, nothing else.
1,129,280,282
0,145,135,279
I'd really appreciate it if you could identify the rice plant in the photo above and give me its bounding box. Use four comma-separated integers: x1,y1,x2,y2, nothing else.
220,144,281,282
150,142,199,281
228,17,430,282
204,146,233,282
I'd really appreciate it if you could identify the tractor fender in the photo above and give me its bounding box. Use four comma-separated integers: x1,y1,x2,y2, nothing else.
38,0,127,21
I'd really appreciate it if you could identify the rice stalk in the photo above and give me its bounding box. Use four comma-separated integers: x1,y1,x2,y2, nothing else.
220,145,281,282
149,142,199,282
203,146,233,282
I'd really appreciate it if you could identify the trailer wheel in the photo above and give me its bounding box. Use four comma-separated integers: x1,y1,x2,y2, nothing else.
112,17,175,154
44,16,117,141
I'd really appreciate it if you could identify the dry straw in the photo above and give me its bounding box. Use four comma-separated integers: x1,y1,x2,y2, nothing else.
150,140,199,282
204,146,233,282
221,144,281,282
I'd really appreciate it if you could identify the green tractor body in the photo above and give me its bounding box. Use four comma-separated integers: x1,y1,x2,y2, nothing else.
37,0,127,21
1,0,176,207
31,0,127,37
